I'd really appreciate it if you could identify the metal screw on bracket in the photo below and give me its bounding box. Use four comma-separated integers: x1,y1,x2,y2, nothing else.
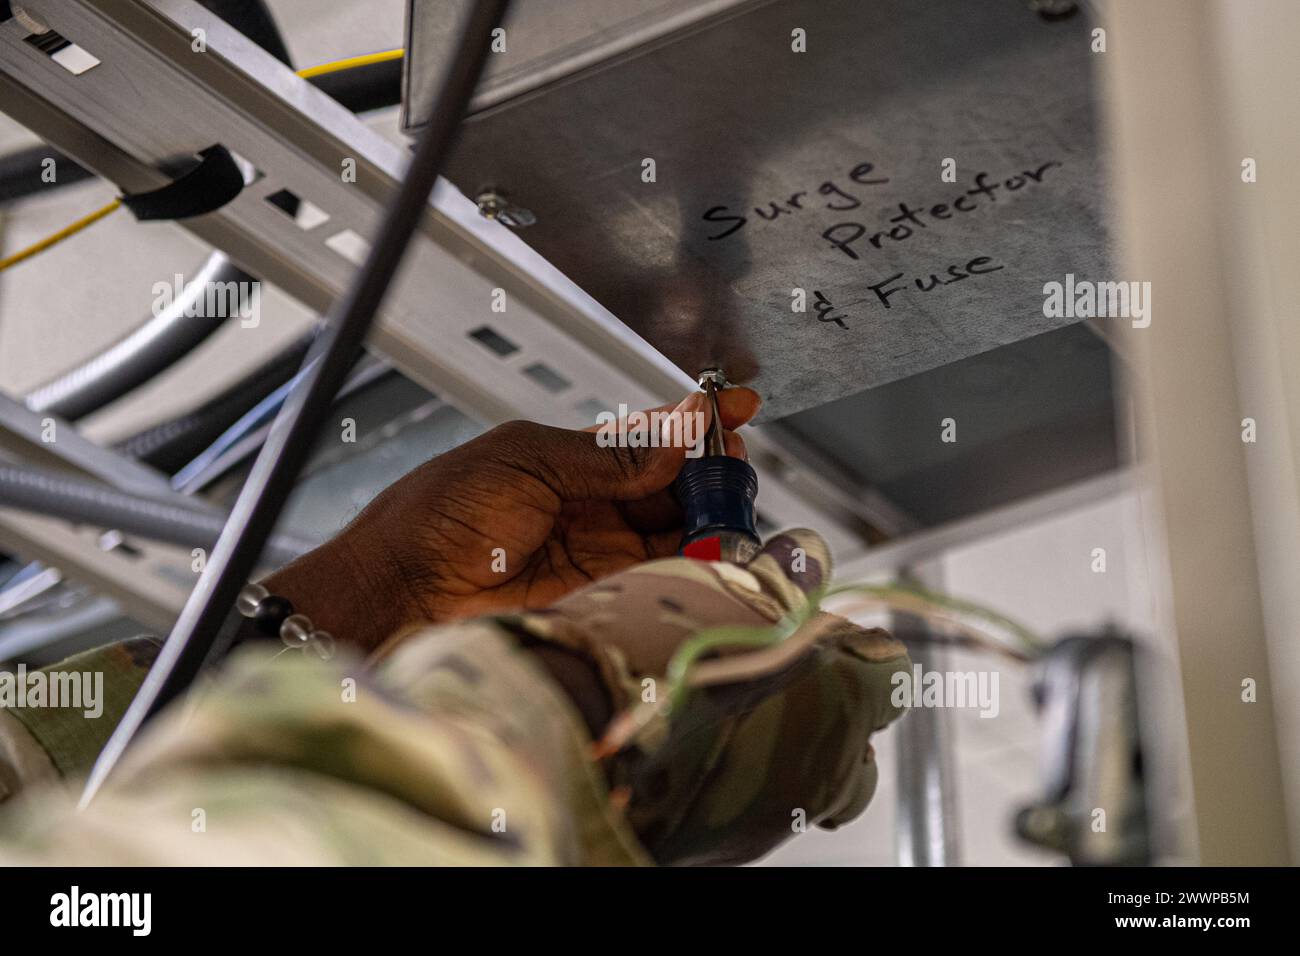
696,367,728,390
474,190,536,229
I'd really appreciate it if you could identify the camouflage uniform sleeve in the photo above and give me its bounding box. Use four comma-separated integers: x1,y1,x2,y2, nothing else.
1,530,904,866
509,529,911,864
0,623,649,866
0,637,161,803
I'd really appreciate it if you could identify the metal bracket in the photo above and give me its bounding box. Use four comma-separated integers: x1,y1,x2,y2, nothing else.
0,0,893,566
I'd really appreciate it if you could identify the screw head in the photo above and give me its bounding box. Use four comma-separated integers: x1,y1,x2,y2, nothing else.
474,190,536,229
475,190,506,218
696,367,728,390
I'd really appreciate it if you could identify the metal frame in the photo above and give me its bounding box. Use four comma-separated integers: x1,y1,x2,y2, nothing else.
0,0,897,568
837,471,1132,867
0,392,214,509
0,391,202,633
402,0,773,131
892,561,960,867
835,469,1132,583
6,0,1241,865
0,512,191,633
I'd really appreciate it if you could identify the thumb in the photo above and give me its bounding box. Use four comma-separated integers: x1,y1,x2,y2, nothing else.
544,392,710,501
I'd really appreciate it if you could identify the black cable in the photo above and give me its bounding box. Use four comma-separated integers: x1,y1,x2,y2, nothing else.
0,0,297,605
114,330,316,472
16,0,293,425
3,1,293,205
81,0,512,805
0,63,401,205
309,57,403,114
4,5,397,427
0,145,94,203
198,0,293,67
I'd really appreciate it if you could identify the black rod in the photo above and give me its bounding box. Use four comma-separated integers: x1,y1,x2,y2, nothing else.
81,0,511,806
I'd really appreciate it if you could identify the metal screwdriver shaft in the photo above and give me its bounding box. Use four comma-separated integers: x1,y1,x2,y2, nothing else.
702,376,727,457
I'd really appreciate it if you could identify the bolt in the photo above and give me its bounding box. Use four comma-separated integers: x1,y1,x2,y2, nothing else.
475,190,507,219
696,367,728,390
474,190,536,229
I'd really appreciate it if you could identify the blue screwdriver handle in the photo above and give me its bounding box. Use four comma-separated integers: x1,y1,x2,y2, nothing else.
674,373,761,563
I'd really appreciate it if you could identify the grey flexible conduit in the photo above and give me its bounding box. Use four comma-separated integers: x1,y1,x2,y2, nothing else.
21,253,252,422
17,0,292,424
0,463,311,566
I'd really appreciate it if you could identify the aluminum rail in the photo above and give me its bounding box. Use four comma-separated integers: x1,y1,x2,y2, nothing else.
0,0,888,561
80,0,513,804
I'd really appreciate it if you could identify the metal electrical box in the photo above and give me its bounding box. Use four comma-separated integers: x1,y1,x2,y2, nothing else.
409,0,1111,421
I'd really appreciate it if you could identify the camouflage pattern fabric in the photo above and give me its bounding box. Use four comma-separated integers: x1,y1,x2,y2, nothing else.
0,637,161,805
509,528,911,864
1,627,645,865
0,529,908,865
1,638,162,777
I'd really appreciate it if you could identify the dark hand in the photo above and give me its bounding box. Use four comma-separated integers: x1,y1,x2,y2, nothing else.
264,389,760,650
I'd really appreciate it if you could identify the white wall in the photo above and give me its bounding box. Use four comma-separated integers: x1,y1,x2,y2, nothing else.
762,485,1161,866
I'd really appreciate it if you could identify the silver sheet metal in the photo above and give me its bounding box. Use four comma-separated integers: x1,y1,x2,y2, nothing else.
0,0,899,572
438,0,1110,418
404,0,763,128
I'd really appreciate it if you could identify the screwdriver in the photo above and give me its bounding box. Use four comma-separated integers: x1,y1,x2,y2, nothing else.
674,369,762,564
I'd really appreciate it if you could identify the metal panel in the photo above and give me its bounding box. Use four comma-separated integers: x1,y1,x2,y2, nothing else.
404,0,765,129
774,324,1117,525
440,0,1111,418
835,467,1132,583
0,0,888,564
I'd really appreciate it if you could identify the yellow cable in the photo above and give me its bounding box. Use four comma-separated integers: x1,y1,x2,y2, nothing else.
0,198,122,273
0,50,405,273
295,48,403,80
